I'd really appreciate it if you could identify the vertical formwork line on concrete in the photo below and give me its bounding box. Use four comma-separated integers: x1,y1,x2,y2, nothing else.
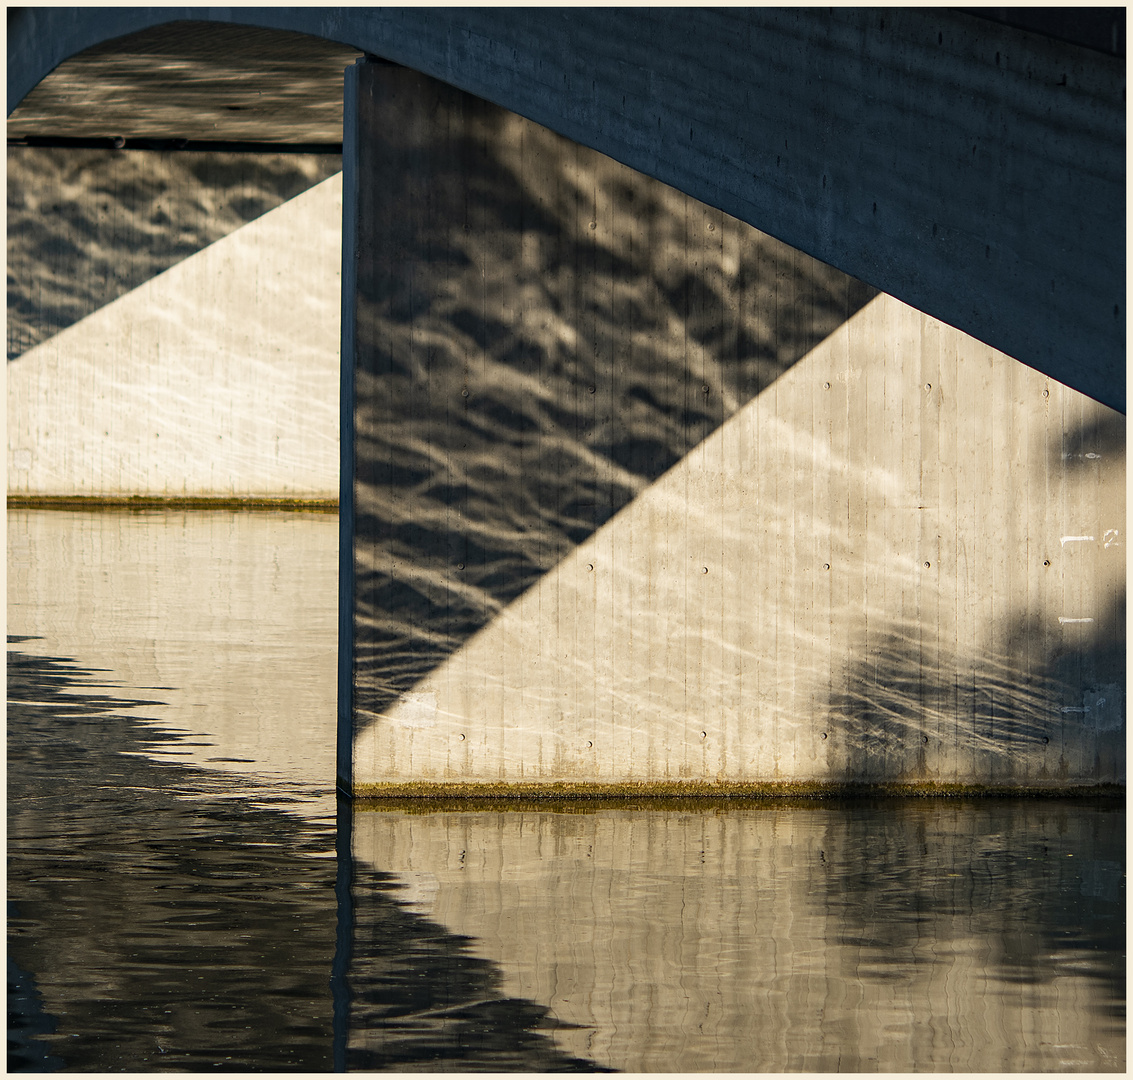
337,59,364,796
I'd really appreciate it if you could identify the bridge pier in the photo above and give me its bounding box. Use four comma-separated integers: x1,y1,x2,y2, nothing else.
338,59,1124,796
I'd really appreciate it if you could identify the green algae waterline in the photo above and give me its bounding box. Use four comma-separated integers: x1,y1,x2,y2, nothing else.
349,780,1126,802
7,495,338,512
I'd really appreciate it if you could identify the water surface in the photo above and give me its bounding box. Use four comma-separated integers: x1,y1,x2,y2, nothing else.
348,798,1123,1071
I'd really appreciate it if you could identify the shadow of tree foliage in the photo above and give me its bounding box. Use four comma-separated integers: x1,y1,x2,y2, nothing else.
825,399,1124,787
1057,408,1126,470
810,798,1125,1023
825,585,1124,786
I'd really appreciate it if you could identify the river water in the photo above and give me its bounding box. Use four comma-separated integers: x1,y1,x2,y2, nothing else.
7,509,1125,1071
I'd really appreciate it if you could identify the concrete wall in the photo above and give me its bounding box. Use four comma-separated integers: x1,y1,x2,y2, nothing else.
7,171,341,498
345,63,1124,794
8,8,1125,411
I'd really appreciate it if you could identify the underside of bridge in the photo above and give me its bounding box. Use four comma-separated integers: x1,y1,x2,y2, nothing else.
7,8,1125,794
9,7,1126,410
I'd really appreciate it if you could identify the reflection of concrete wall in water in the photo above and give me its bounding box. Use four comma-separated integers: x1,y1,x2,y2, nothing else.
7,509,339,792
348,64,1125,792
351,805,1124,1071
7,157,341,497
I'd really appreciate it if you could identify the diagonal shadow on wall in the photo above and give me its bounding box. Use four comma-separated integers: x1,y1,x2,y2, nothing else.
6,147,341,360
351,67,877,733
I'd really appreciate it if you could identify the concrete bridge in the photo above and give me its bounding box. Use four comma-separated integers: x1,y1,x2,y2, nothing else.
8,8,1126,795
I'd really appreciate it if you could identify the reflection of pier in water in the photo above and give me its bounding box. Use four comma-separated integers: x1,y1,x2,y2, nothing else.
351,801,1125,1072
7,508,341,790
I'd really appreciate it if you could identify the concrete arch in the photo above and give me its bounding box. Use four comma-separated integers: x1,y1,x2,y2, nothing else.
9,7,1126,412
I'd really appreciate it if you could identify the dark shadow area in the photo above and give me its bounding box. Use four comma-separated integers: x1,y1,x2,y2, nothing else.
7,954,66,1072
6,147,341,359
6,646,336,1070
351,66,877,731
962,7,1125,56
1057,408,1127,469
827,595,1125,785
6,645,611,1071
827,405,1125,786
